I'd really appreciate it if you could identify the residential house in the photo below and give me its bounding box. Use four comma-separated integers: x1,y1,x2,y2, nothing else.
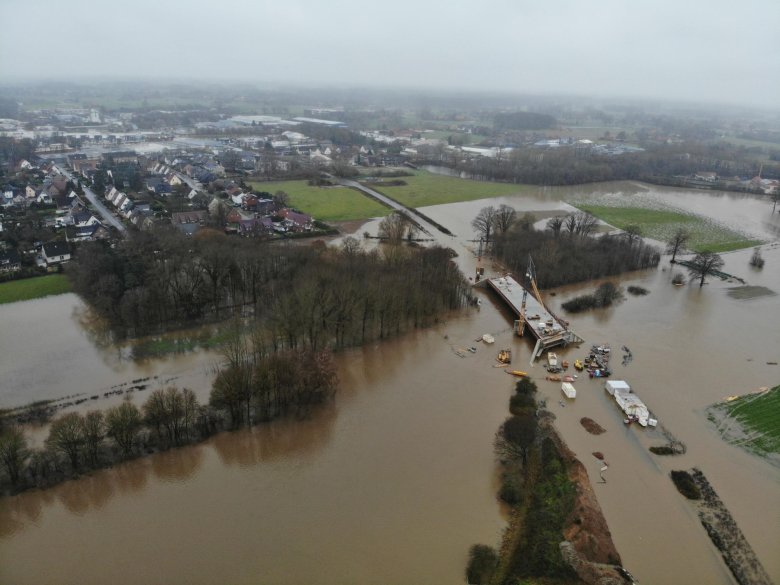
279,208,313,232
2,190,15,207
171,210,208,235
41,241,71,265
145,177,172,195
166,172,183,186
0,249,22,272
72,211,101,228
66,223,110,242
103,151,138,165
238,216,273,236
226,208,250,225
242,194,258,211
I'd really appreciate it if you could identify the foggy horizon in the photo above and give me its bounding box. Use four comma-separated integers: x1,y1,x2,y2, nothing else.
1,0,779,110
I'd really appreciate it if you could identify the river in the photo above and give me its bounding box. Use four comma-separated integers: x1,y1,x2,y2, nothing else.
1,181,779,584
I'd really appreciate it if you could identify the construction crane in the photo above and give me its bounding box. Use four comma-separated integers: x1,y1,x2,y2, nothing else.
517,256,543,337
475,237,485,282
526,255,544,306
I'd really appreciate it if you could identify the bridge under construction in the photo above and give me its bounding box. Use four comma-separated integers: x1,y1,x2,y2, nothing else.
486,271,583,362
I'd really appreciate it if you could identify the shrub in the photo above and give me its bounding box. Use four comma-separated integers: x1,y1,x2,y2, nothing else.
670,470,701,500
562,282,623,313
627,285,649,295
466,544,498,585
749,247,765,268
672,272,686,285
561,294,598,313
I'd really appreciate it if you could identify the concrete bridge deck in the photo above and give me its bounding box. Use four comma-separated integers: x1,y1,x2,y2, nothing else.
486,275,583,361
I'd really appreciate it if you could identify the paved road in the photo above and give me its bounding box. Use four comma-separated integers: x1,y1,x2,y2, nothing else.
55,166,127,234
338,178,442,237
174,171,202,192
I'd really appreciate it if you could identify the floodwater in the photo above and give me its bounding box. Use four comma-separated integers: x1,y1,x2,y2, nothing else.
2,181,780,584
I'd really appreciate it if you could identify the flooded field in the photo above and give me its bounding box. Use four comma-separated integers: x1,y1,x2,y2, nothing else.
1,181,779,584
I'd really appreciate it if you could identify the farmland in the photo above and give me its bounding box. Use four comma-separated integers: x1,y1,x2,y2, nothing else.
0,274,71,304
710,385,780,461
365,171,533,207
250,180,390,222
573,203,762,252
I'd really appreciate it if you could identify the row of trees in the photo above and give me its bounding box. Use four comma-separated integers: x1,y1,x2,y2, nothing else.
416,142,778,188
211,345,338,428
0,388,197,491
491,213,661,289
0,345,339,493
468,376,580,584
68,227,471,345
470,204,520,243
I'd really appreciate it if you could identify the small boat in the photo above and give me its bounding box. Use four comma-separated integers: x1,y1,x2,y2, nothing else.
561,360,569,370
505,370,528,377
547,352,558,367
546,374,562,382
493,363,509,368
468,346,477,353
482,334,495,344
497,349,511,364
562,375,575,383
574,359,584,371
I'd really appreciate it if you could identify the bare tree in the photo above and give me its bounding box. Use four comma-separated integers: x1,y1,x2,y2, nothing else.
546,215,565,236
686,251,725,287
106,402,143,457
666,228,690,263
0,426,28,484
580,212,599,236
46,412,85,469
378,211,410,243
472,206,497,242
564,211,598,236
82,411,105,466
494,204,517,236
273,190,289,209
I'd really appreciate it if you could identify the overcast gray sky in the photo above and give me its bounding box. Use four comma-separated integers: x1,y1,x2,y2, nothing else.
1,0,778,108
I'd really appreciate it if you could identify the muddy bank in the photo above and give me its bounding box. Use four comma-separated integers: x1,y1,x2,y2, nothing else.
541,415,628,585
488,405,626,585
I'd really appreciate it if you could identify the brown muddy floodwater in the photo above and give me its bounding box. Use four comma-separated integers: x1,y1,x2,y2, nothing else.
1,182,780,584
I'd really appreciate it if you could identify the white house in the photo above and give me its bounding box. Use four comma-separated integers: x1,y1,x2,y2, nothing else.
42,241,71,265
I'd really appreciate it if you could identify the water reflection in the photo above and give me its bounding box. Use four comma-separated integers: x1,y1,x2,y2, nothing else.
211,404,337,467
150,444,205,483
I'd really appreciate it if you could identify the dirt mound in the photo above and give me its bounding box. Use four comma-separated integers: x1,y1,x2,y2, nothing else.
581,417,606,435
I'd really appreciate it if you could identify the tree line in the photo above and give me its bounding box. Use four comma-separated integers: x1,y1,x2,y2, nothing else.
0,387,197,492
467,377,580,584
67,227,471,346
490,211,661,288
0,345,338,494
416,142,778,188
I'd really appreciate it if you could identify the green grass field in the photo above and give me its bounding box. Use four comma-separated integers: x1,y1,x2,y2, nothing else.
366,172,533,208
249,180,391,222
718,386,780,457
574,204,762,253
0,274,72,304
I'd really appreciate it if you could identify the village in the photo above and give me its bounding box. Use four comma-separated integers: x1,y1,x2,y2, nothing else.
3,99,779,284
